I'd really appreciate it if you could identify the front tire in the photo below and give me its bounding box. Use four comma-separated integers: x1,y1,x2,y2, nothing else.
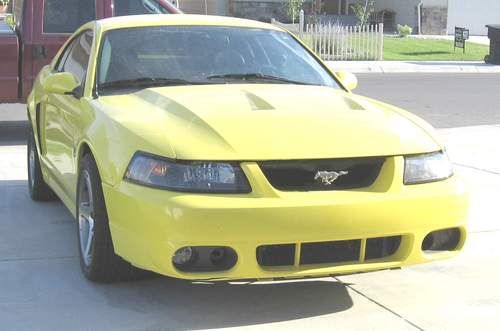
77,154,149,282
27,126,57,201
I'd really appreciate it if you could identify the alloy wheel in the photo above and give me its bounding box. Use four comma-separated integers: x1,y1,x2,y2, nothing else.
28,139,36,190
78,171,95,267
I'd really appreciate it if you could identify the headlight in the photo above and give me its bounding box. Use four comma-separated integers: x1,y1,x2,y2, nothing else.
124,152,251,193
404,151,453,185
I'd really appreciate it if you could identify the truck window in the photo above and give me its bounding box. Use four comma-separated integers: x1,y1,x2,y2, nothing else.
113,0,168,16
43,0,96,34
60,31,94,85
13,0,24,29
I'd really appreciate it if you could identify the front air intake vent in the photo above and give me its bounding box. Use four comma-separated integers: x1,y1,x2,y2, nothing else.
259,157,385,191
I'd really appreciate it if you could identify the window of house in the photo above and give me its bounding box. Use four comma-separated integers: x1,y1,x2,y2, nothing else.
113,0,168,16
43,0,96,34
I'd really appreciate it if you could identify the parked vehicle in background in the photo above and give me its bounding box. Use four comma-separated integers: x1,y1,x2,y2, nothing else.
0,0,181,103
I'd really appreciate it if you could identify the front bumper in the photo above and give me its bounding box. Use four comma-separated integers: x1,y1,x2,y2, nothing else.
102,156,469,280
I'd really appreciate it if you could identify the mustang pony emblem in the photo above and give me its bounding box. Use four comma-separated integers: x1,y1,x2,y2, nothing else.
314,170,349,185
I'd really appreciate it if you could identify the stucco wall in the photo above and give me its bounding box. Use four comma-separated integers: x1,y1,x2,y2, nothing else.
447,0,500,35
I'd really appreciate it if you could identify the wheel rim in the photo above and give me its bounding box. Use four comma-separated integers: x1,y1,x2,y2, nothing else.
28,140,36,189
78,171,95,267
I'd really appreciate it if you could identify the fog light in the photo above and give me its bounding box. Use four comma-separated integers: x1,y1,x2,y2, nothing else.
422,228,461,252
173,247,194,265
210,247,226,264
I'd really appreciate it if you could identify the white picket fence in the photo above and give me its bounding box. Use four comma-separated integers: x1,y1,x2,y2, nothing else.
302,23,384,61
272,16,384,61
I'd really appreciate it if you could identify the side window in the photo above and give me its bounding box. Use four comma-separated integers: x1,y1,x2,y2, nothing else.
43,0,96,34
55,39,78,73
62,31,94,85
113,0,168,16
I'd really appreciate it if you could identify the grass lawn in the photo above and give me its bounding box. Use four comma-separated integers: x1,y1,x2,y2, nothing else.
384,37,489,61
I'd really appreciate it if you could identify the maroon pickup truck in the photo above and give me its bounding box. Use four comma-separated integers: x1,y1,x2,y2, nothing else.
0,0,181,103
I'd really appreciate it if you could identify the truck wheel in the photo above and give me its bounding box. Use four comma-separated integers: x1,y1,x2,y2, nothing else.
77,154,151,282
27,126,57,201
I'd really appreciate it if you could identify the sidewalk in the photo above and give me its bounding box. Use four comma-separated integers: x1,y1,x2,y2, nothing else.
326,61,500,73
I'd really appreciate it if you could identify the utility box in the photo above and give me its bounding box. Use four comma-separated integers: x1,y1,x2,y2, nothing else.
485,25,500,64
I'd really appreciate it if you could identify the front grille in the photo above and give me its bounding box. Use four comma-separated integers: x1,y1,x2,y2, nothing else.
256,244,295,266
300,240,361,265
256,236,402,268
365,236,401,260
258,157,385,191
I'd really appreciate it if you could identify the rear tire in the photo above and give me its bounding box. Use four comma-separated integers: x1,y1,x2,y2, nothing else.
77,154,151,282
27,125,57,201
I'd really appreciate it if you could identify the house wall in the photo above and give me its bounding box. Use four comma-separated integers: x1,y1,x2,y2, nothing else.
423,0,447,6
179,0,228,15
229,0,286,22
374,0,421,31
447,0,500,35
421,6,447,35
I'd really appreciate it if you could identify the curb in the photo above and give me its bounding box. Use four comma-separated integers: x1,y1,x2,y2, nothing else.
326,61,500,74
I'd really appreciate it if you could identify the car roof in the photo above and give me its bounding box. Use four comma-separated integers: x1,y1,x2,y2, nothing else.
94,14,283,33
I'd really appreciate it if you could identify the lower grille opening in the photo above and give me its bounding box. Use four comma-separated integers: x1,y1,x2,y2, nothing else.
300,240,361,265
257,244,295,267
365,236,402,260
422,228,461,252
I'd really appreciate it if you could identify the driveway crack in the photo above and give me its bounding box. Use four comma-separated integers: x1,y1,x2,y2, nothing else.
453,163,500,176
334,276,425,330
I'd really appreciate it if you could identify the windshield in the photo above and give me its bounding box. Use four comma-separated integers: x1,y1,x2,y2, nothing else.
97,26,341,92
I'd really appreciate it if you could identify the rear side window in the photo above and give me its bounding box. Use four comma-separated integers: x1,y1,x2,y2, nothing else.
113,0,168,16
61,31,94,85
43,0,96,34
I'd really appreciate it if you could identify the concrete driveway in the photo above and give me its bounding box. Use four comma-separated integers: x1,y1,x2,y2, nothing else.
1,74,499,330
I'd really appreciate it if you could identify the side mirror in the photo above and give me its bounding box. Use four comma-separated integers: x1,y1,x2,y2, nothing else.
335,71,358,91
42,72,80,96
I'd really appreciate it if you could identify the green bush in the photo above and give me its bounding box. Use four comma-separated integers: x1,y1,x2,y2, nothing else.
397,24,413,38
282,0,304,24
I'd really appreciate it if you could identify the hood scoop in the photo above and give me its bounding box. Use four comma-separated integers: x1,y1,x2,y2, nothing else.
243,91,275,111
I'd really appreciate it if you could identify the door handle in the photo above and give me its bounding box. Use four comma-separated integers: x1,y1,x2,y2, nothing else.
33,44,47,60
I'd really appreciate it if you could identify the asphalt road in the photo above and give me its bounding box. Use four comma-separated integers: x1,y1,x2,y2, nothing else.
356,73,500,128
1,74,500,330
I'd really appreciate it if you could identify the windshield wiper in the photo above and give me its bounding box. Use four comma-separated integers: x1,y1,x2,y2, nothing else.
98,77,205,90
206,73,312,85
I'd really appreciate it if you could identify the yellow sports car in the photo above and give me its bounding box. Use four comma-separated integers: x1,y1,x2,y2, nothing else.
27,15,468,282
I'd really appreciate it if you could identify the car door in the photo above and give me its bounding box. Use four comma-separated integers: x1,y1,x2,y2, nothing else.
42,30,93,201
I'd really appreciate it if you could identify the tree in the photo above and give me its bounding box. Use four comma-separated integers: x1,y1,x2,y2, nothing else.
351,0,375,25
283,0,304,24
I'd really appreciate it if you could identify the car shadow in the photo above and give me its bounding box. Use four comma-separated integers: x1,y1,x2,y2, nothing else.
99,276,353,330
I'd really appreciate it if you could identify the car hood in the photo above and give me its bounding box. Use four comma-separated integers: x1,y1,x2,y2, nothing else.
97,84,442,160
